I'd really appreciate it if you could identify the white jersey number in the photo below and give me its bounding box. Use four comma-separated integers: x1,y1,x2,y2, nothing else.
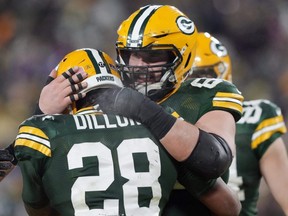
190,78,223,89
67,138,161,216
237,101,262,124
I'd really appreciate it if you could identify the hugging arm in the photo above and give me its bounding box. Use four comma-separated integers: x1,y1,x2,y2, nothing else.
198,178,241,216
97,87,233,179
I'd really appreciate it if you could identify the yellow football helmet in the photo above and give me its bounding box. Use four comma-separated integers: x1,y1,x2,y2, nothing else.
55,48,123,113
116,4,198,102
192,32,232,82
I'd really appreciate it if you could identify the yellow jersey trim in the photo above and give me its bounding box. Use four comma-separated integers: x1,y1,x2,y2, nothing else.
15,126,51,157
251,115,287,149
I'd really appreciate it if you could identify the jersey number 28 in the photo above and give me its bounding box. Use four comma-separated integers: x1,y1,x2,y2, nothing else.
67,138,162,216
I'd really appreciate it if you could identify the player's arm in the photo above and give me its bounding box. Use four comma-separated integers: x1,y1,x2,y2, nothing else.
260,137,288,215
160,115,234,179
177,163,241,216
194,109,237,156
97,87,234,179
198,178,241,216
24,204,60,216
34,67,88,115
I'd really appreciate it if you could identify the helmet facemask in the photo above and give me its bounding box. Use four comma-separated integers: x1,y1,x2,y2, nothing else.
117,45,182,101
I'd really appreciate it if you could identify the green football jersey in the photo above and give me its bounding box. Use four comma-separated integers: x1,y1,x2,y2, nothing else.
14,108,215,216
161,78,244,216
228,99,287,216
161,78,243,122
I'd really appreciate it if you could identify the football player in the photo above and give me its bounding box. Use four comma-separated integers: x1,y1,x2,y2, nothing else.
191,32,288,216
114,4,244,215
14,48,240,216
115,3,243,177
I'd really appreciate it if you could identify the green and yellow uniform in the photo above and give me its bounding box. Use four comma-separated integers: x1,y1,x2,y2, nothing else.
161,78,243,123
14,107,215,216
161,78,243,216
228,99,287,216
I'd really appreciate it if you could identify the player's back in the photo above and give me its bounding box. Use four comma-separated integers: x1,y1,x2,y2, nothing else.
228,99,287,216
15,110,178,216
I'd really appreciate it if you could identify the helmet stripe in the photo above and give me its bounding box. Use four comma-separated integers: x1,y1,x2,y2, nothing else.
127,5,161,47
85,49,111,74
98,50,112,74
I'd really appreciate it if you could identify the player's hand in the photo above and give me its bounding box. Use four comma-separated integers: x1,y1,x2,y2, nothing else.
38,67,88,114
0,149,15,182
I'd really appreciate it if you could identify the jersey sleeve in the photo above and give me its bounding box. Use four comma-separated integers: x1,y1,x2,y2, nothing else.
246,100,287,158
186,78,244,122
14,116,51,207
18,159,50,208
15,115,52,159
210,79,244,122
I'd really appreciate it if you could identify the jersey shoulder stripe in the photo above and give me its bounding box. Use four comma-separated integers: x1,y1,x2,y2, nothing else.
162,78,244,123
213,92,243,115
15,125,51,156
251,115,286,149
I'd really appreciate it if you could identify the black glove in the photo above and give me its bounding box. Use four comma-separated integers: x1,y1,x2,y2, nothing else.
96,87,177,140
5,143,17,165
0,144,16,180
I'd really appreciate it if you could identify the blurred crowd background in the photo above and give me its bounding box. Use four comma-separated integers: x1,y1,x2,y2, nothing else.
0,0,287,215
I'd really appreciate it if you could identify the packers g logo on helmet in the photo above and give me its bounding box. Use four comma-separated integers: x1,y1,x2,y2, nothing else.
210,38,228,57
193,32,232,82
176,16,195,35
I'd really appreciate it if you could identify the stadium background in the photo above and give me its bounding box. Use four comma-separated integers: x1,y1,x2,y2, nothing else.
0,0,287,215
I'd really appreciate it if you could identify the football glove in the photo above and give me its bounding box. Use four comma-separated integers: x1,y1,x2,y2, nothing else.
0,143,16,182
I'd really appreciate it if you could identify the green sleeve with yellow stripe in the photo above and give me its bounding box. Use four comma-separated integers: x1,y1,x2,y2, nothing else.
160,78,243,124
15,116,52,158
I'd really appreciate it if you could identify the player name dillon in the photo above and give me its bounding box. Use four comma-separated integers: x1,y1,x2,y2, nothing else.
73,114,141,130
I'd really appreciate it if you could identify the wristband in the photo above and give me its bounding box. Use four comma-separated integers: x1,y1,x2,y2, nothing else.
98,87,177,139
134,95,177,139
